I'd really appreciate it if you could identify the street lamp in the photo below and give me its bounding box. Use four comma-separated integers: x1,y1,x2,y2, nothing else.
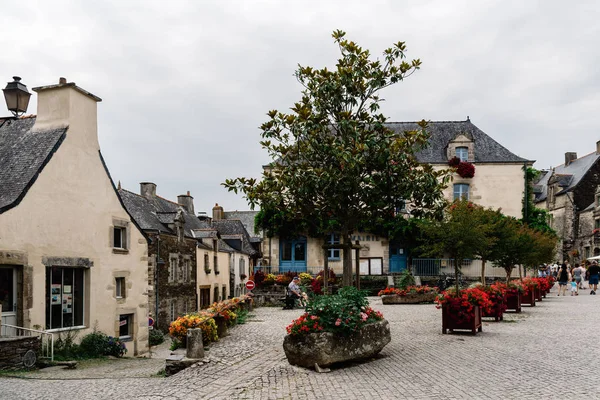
3,76,31,117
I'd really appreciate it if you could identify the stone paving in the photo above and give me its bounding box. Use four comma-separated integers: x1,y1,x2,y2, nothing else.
2,285,600,399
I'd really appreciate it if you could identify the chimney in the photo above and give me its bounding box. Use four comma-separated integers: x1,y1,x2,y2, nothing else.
212,203,224,220
177,191,195,215
565,152,577,166
596,141,600,155
140,182,156,199
32,77,102,150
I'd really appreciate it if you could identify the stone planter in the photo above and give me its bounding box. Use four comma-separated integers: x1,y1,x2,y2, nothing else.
283,319,391,369
442,304,482,334
520,290,536,306
505,293,521,313
381,293,437,304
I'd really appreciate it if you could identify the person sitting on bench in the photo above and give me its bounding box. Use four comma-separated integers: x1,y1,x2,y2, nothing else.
287,276,305,307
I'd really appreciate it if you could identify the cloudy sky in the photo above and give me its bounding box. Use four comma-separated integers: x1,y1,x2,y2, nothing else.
4,0,600,213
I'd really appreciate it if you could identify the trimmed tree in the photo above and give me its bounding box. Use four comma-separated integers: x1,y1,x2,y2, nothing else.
224,30,451,286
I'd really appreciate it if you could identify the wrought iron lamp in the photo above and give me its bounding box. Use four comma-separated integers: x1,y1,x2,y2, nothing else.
3,76,31,117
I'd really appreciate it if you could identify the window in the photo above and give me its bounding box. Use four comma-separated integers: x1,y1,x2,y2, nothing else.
585,247,591,259
328,234,340,260
113,227,126,249
182,258,191,282
115,277,125,299
453,183,469,200
597,196,600,207
119,314,133,339
456,146,468,161
222,285,226,302
169,300,176,322
213,286,220,302
204,253,210,272
168,255,178,283
46,267,85,330
359,258,383,275
239,258,246,277
596,219,600,230
214,255,219,274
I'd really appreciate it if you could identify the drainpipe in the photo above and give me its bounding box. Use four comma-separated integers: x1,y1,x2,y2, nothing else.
155,230,160,329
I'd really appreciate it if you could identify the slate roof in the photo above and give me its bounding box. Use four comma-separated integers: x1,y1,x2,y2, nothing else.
223,211,261,238
118,188,204,237
212,219,257,255
192,229,219,239
534,151,600,202
386,120,531,164
0,117,67,213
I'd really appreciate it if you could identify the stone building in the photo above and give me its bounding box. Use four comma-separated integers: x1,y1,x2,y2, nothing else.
262,118,532,275
534,144,600,262
118,184,205,330
0,77,149,355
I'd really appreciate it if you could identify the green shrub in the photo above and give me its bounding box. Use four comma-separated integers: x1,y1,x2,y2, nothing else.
170,337,182,351
397,270,415,289
54,330,81,360
149,328,165,346
236,308,249,324
79,331,109,358
106,336,127,357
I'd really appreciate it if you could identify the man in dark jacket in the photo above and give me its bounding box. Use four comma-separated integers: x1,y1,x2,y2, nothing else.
588,261,600,295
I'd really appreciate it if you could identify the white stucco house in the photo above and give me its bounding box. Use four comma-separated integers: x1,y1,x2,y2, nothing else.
0,77,150,355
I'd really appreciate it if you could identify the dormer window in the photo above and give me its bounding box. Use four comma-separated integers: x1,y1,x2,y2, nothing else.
456,147,468,162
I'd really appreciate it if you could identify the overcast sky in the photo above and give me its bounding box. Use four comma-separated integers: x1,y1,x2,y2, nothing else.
4,0,600,213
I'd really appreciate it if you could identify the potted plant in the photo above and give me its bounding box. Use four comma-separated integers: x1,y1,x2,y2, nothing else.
505,281,523,312
519,278,537,306
435,287,491,334
283,287,390,369
480,283,507,321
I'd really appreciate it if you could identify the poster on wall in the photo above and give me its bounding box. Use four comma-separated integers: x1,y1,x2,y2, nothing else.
51,284,61,305
63,285,72,294
62,294,73,313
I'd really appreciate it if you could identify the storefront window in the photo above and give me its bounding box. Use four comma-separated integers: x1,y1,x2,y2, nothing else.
46,267,85,330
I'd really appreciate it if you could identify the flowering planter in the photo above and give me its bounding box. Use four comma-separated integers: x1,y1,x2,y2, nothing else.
442,304,482,335
505,293,521,313
381,293,437,304
482,303,504,321
520,290,536,306
535,287,543,302
283,320,391,369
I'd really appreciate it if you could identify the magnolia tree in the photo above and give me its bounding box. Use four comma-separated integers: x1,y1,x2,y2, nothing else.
224,31,451,286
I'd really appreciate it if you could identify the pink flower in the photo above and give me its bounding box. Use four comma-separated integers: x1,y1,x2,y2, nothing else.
360,312,368,321
335,318,342,326
310,315,318,320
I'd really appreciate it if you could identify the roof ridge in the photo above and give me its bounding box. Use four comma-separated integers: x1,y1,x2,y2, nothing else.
385,120,470,124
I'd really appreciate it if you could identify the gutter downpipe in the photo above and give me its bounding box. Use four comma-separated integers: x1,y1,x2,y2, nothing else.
155,229,160,329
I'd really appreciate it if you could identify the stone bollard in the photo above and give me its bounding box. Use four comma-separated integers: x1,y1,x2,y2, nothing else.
186,328,204,359
245,298,253,312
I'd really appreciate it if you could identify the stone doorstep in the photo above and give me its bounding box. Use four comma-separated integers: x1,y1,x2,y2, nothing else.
165,355,202,377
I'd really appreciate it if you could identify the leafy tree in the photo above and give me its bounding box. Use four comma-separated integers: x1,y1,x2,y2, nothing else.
224,30,451,286
418,200,490,293
471,206,505,284
489,217,530,282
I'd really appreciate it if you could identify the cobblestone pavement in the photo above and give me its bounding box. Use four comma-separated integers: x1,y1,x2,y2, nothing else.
2,285,600,399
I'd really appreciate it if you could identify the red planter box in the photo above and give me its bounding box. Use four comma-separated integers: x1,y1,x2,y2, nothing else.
482,303,504,321
442,305,482,335
520,290,536,306
505,293,521,313
535,287,543,302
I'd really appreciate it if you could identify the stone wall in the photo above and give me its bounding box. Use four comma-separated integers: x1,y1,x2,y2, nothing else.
0,337,40,370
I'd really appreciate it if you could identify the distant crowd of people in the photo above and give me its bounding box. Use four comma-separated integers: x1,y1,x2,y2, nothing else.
539,261,600,296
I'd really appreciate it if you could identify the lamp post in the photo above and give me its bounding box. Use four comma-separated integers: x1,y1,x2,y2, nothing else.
3,76,31,117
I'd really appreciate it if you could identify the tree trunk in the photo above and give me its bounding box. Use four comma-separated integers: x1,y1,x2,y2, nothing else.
455,258,461,294
342,232,353,287
480,259,486,285
505,267,512,284
518,264,523,280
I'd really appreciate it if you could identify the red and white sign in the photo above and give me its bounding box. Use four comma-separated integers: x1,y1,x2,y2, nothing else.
245,280,255,291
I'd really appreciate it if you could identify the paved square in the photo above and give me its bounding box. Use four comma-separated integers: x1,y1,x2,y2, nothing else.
2,285,599,399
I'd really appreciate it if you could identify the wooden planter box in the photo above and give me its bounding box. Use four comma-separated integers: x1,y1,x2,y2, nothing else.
535,287,543,301
442,304,482,335
505,293,521,313
482,302,504,321
381,293,437,304
520,290,536,306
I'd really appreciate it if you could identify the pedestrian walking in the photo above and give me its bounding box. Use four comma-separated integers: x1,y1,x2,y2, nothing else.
588,261,600,295
557,263,570,296
572,263,584,293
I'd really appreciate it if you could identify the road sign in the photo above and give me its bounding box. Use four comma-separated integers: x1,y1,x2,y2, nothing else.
245,280,255,291
148,317,155,327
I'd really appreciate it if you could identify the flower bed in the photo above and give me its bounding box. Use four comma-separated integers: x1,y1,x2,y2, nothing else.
283,287,390,369
436,287,490,334
379,286,438,304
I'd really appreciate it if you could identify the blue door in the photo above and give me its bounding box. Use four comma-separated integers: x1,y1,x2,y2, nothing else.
389,244,407,273
280,237,307,273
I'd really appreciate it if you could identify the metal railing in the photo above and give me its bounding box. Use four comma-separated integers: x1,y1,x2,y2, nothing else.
2,324,54,361
412,258,510,278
